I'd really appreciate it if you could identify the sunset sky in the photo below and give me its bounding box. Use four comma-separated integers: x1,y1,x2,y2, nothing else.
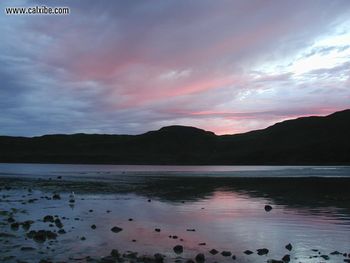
1,0,350,136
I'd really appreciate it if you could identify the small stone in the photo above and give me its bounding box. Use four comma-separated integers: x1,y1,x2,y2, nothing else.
173,245,183,254
43,215,54,223
52,194,61,200
198,242,206,246
244,250,253,255
128,218,133,221
282,254,290,262
232,255,236,260
195,253,205,263
264,205,273,212
110,249,120,258
186,228,196,232
257,248,269,255
320,255,330,260
285,243,292,251
11,222,19,230
209,249,218,255
221,251,232,257
111,226,123,233
154,253,164,263
91,224,96,229
155,228,161,232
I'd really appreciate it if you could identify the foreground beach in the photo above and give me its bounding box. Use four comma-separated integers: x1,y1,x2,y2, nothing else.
1,165,350,263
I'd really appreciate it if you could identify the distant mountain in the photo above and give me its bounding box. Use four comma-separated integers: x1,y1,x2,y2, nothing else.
0,109,349,164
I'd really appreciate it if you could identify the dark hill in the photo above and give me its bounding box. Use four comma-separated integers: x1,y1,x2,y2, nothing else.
0,109,349,164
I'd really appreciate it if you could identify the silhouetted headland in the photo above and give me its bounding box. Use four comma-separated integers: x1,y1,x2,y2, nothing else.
0,109,349,164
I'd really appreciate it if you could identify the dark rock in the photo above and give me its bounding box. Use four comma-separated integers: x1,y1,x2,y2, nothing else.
173,245,183,254
52,194,61,200
195,253,205,263
344,259,350,263
172,235,178,239
267,260,283,263
209,249,218,255
7,217,15,223
11,222,19,230
89,209,93,212
320,255,330,260
58,229,66,234
91,224,96,229
282,254,290,262
232,255,236,260
111,226,123,233
154,253,165,263
80,236,86,240
128,218,133,221
43,215,54,223
54,218,63,228
257,248,269,255
186,229,196,232
21,220,34,231
198,242,206,246
264,205,273,212
244,250,253,255
330,251,342,255
285,243,292,251
110,249,120,258
155,228,161,232
221,251,231,257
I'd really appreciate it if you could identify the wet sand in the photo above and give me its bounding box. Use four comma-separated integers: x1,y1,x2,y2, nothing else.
1,173,350,263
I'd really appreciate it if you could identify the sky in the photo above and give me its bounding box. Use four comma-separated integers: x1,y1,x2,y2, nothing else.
1,0,350,136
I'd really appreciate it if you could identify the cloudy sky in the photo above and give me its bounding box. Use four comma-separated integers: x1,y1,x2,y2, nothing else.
1,0,350,136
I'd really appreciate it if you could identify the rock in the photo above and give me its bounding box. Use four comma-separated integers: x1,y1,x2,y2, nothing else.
282,254,290,262
91,224,96,229
89,209,93,212
172,235,178,239
7,217,15,223
221,251,232,257
257,248,269,255
154,253,165,263
10,222,19,230
195,253,205,263
264,205,273,212
155,228,161,232
54,219,63,228
111,226,123,233
128,218,133,221
232,255,236,260
110,249,120,258
244,250,253,255
80,236,86,240
320,255,330,260
344,259,350,263
43,215,54,223
285,243,292,251
173,245,183,254
267,260,283,263
198,242,206,246
330,251,342,255
52,194,61,200
186,228,196,232
209,249,219,255
57,176,62,179
58,229,66,234
21,220,34,231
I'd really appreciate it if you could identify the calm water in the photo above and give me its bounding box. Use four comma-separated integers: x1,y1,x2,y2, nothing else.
0,163,350,262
